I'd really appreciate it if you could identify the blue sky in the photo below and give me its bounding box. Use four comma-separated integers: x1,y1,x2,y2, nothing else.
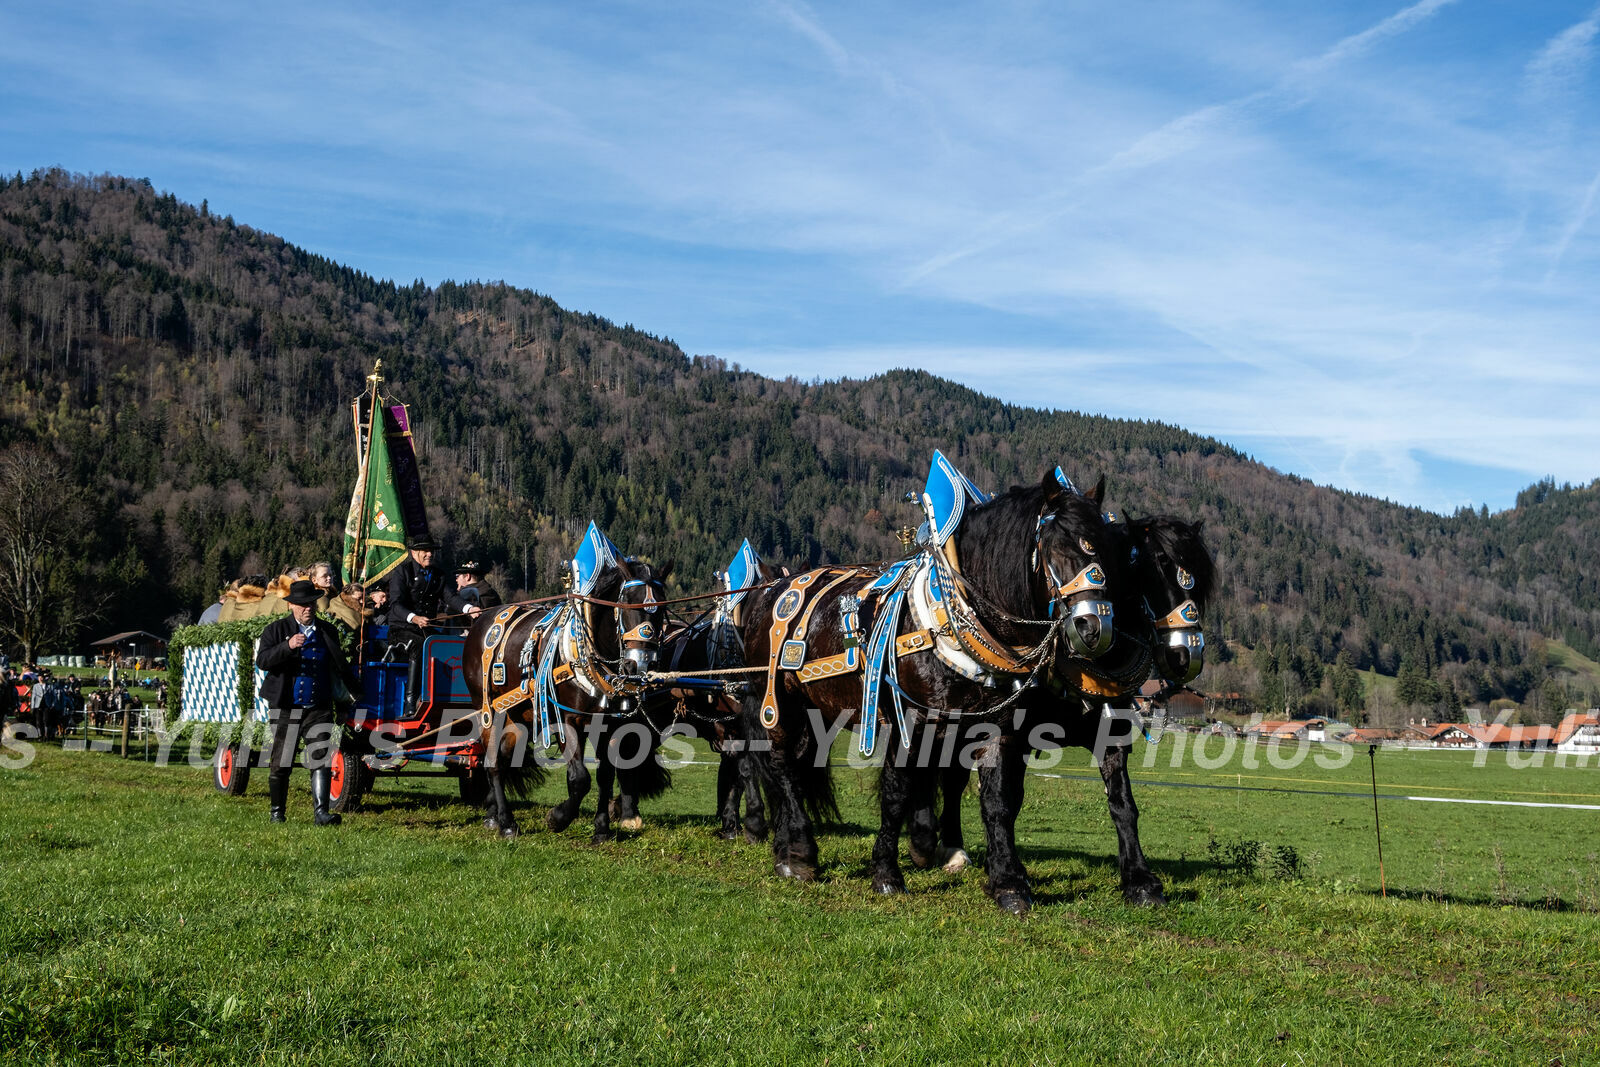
4,0,1599,514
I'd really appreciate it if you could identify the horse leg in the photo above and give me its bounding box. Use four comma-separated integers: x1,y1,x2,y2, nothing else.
739,747,767,843
1097,744,1165,905
977,730,1032,916
905,769,941,871
750,693,818,881
872,746,935,894
483,723,523,838
938,764,972,873
614,785,642,833
546,734,590,832
592,752,615,843
714,750,743,840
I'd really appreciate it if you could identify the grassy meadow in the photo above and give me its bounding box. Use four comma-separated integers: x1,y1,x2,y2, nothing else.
2,728,1598,1065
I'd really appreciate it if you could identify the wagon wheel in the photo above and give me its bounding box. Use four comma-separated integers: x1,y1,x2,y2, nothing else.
327,745,371,814
213,742,250,796
458,769,490,808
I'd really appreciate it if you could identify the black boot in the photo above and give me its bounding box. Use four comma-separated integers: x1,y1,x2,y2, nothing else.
404,649,423,718
311,768,341,826
268,770,289,823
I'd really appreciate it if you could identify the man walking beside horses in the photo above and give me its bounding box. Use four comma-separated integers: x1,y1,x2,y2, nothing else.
256,580,361,825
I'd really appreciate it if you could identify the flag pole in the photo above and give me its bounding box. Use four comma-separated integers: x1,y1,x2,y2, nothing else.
355,360,383,655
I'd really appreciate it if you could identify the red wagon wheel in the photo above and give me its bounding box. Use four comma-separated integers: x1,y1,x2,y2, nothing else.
213,741,250,796
327,745,370,814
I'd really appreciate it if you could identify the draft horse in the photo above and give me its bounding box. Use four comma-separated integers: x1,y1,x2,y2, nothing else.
740,469,1129,913
909,511,1216,908
653,539,787,842
462,523,674,842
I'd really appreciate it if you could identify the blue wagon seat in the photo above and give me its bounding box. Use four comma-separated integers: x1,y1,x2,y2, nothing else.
356,629,471,725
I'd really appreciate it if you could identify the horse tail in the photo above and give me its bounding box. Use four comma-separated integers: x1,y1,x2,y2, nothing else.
796,750,840,828
600,714,673,799
491,711,548,798
625,742,674,800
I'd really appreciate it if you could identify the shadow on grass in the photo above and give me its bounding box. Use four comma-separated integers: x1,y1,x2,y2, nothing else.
1355,885,1596,913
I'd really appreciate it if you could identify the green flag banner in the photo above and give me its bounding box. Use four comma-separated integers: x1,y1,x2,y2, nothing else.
341,398,409,586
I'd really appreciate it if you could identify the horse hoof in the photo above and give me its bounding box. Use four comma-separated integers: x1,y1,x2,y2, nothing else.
994,889,1032,917
482,816,500,831
941,848,971,874
591,832,613,845
872,875,905,896
743,827,768,844
498,824,519,839
713,827,741,842
545,810,572,832
618,816,643,832
774,861,816,882
1124,882,1166,907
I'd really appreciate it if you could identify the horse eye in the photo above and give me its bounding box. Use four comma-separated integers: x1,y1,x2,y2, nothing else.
1129,547,1139,564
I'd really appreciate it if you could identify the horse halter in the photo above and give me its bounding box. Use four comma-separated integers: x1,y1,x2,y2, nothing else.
1033,511,1115,659
1147,562,1205,684
616,576,665,676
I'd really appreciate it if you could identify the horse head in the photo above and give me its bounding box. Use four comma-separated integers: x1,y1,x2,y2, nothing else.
1034,471,1123,660
1129,516,1215,685
611,556,673,677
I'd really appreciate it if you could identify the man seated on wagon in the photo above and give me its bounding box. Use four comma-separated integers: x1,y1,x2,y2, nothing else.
446,555,502,621
385,536,446,717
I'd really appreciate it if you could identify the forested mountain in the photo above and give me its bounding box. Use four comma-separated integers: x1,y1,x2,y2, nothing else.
3,169,1597,721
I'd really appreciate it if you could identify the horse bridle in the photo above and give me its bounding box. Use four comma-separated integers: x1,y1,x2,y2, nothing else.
616,575,666,676
1031,507,1116,659
1142,550,1205,684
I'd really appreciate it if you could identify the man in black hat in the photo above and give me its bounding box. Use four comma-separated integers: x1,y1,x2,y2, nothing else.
256,579,361,824
446,556,502,620
386,536,446,716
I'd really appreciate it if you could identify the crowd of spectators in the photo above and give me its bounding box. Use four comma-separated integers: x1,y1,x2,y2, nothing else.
0,664,167,738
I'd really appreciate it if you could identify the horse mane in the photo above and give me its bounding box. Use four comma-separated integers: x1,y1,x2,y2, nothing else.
1133,515,1216,609
956,482,1108,619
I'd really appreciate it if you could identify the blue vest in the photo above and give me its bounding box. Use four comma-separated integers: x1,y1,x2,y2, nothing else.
291,625,332,708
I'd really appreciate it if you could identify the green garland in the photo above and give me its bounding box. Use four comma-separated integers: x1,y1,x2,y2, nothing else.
167,613,358,722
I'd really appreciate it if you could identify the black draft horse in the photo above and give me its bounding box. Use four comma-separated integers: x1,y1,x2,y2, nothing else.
739,473,1127,912
908,514,1216,908
653,549,789,842
462,554,673,841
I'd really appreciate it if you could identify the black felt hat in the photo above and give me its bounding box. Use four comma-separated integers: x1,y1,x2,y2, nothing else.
455,557,489,577
406,535,438,551
285,580,323,607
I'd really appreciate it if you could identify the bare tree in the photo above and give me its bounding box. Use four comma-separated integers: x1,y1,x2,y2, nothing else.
0,445,97,662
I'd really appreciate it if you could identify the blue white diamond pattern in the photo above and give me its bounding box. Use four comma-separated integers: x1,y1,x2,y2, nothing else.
179,639,266,722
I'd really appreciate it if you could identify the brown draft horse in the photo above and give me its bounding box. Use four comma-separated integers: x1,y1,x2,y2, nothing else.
738,473,1130,913
461,531,673,842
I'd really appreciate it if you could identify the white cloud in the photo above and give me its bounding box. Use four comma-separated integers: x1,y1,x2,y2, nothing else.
1524,5,1600,100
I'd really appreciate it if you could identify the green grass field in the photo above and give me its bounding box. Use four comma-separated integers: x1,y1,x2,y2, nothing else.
2,731,1598,1065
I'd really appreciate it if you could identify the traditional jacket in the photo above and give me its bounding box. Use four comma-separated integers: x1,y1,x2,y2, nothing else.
255,616,360,710
387,557,446,627
447,580,503,616
327,593,367,631
221,585,266,621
